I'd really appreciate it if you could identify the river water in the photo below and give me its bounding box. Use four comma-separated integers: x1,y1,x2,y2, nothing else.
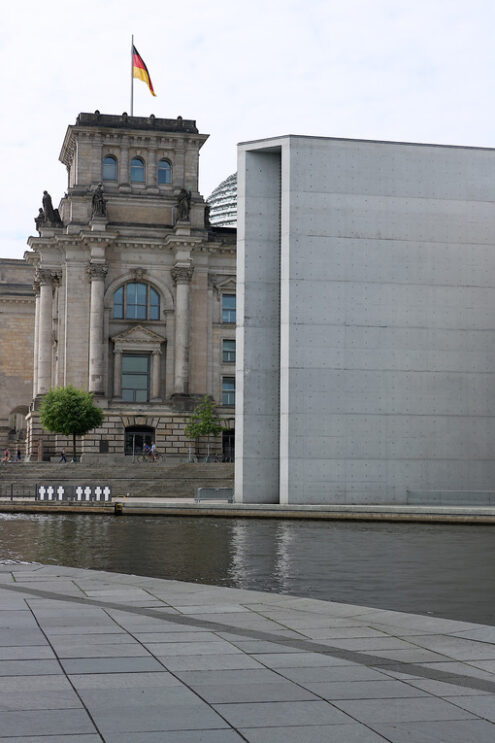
0,513,493,625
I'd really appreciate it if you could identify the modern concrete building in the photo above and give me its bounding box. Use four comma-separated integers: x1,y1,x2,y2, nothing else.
236,134,495,504
22,112,236,460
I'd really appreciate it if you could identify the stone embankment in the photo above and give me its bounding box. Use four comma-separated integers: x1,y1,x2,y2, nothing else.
0,461,234,499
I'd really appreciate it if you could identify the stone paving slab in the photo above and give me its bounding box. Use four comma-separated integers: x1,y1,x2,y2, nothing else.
0,559,494,741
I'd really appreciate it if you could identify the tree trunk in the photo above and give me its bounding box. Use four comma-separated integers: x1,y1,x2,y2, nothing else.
72,433,77,462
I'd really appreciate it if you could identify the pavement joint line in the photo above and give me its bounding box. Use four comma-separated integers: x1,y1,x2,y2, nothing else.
1,580,495,696
22,598,105,742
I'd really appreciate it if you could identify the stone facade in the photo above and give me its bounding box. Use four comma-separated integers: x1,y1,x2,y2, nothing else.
24,112,236,460
0,259,35,454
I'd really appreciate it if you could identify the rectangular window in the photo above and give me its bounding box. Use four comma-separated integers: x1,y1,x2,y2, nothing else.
222,376,235,406
122,354,149,402
223,339,236,363
222,294,236,324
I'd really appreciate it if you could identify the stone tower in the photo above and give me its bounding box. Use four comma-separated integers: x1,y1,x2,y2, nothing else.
25,112,236,460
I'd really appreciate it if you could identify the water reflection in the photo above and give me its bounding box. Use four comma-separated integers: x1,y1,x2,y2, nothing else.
0,513,494,625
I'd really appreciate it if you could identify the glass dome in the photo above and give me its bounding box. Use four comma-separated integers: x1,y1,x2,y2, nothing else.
207,173,237,227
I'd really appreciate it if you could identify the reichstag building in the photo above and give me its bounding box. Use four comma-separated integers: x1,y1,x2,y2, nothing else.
0,112,237,461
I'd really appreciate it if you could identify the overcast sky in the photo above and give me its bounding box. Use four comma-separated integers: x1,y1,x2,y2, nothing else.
2,0,495,259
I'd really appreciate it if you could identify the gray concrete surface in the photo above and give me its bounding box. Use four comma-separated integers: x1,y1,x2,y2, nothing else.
0,560,494,741
236,135,495,505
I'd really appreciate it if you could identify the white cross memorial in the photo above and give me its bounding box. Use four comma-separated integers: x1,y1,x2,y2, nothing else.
57,486,64,500
103,486,111,501
94,486,102,501
47,486,54,501
38,486,46,500
84,486,91,501
76,486,83,501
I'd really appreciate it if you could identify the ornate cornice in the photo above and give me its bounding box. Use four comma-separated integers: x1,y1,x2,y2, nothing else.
171,264,194,285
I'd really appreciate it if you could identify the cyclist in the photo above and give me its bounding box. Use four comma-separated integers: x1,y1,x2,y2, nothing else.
143,442,152,460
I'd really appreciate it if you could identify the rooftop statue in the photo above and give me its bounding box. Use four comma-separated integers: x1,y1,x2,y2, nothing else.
41,191,62,226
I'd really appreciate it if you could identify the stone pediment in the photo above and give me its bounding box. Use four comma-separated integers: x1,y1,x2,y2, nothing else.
209,274,236,295
111,325,165,344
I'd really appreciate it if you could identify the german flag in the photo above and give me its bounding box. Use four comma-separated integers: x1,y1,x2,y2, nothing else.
132,45,156,96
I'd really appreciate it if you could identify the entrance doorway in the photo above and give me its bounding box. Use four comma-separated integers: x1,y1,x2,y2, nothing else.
124,426,155,456
222,429,235,462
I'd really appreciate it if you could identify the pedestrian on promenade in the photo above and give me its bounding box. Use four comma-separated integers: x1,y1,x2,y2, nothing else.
16,448,21,461
1,448,10,464
59,447,67,463
151,441,157,462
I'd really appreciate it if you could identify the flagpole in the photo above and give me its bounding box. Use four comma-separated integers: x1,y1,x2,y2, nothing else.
130,34,134,116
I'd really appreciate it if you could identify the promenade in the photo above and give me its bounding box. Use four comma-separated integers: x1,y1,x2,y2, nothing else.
0,561,494,741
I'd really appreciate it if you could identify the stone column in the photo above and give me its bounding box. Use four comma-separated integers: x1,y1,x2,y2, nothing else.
113,349,122,398
87,263,108,394
33,279,40,396
171,264,194,394
37,269,56,395
151,349,162,400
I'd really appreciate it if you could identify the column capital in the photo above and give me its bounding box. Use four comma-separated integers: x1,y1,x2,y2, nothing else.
87,262,108,281
35,268,61,287
151,348,162,357
171,264,194,286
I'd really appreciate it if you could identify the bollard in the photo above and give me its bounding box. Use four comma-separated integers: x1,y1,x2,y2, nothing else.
114,502,124,516
10,483,13,502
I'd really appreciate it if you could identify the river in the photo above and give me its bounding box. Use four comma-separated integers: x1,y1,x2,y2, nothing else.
0,513,493,625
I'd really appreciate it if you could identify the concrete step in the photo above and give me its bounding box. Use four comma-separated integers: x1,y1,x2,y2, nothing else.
0,462,234,499
0,463,233,478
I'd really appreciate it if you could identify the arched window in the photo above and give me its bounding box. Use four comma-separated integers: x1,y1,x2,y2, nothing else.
158,159,172,184
130,157,145,183
113,282,161,320
102,155,117,181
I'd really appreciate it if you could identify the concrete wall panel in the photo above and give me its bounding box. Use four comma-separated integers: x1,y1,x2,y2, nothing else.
238,134,495,503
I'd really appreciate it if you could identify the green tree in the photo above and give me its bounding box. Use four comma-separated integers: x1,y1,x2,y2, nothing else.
40,385,104,462
184,396,223,460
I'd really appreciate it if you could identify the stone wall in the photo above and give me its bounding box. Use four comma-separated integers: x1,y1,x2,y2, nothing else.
0,260,35,453
26,408,227,461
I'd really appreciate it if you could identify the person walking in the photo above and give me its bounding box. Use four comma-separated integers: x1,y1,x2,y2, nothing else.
59,447,67,463
16,448,21,461
1,448,10,464
151,441,157,462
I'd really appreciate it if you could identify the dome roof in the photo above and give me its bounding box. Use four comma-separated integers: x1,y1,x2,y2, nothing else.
207,173,237,227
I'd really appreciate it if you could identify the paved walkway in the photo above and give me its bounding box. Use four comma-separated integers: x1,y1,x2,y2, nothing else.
0,562,494,742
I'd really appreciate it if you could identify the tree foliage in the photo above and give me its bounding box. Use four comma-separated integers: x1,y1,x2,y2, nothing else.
40,385,104,460
184,396,223,458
